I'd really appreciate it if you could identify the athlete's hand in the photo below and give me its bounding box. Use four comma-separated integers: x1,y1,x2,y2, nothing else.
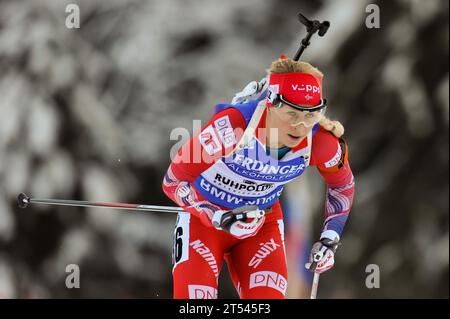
305,232,340,274
211,205,266,239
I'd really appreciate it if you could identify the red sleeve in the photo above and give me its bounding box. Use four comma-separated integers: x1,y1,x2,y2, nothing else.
310,126,353,187
162,107,247,226
170,107,246,181
310,126,355,238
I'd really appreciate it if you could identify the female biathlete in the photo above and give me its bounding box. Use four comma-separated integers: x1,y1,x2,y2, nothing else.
162,56,355,299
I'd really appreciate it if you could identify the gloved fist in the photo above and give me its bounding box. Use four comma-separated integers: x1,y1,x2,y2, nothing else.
305,232,340,274
211,205,266,239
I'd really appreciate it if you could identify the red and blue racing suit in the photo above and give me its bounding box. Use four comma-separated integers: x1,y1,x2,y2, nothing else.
162,98,355,299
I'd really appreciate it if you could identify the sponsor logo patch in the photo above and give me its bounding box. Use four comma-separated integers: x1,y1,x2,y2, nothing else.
214,115,236,149
199,125,221,155
324,144,342,168
291,84,321,94
248,238,281,269
190,239,219,278
214,173,274,193
249,271,287,296
188,285,218,299
232,154,305,175
198,177,283,207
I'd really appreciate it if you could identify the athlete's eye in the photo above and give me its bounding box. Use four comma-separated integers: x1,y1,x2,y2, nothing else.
305,112,315,118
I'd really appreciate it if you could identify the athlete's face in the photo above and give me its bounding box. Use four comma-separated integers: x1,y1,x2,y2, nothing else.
266,105,314,148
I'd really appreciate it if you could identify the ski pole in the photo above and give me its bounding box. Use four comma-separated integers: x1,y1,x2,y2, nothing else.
309,247,326,299
17,193,272,218
310,272,320,299
17,192,185,213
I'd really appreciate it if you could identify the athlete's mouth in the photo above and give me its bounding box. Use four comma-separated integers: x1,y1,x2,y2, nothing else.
287,134,301,139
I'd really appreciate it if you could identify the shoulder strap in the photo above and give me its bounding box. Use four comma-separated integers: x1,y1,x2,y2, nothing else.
303,131,313,166
225,101,266,157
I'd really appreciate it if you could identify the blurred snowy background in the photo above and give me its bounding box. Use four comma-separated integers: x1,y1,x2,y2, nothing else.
0,0,448,298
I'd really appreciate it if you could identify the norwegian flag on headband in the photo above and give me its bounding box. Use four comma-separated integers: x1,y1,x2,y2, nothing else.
267,72,323,107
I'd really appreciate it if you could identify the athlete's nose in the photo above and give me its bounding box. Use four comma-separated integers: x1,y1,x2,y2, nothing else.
291,123,308,134
295,122,308,129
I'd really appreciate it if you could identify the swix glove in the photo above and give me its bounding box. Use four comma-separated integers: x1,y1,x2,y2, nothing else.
305,231,340,274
